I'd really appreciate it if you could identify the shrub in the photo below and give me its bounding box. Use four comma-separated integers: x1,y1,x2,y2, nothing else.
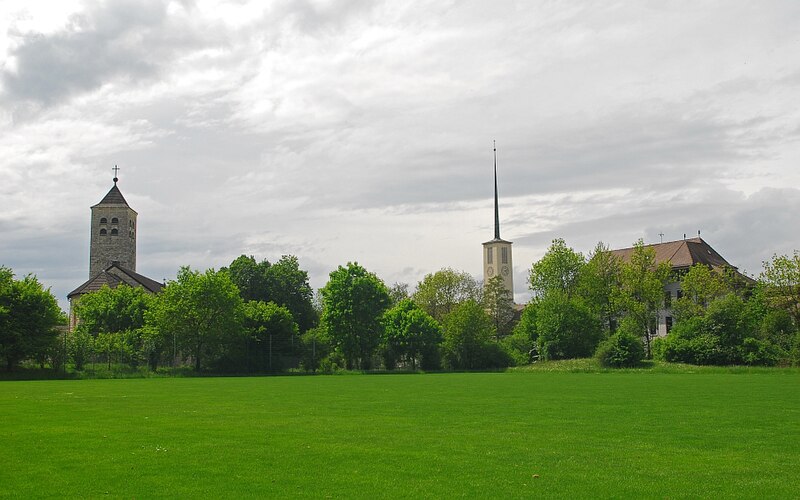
595,330,645,368
741,337,784,366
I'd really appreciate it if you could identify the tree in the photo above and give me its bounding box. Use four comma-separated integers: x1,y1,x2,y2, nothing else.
147,267,244,371
243,300,298,372
381,299,442,370
595,317,645,368
226,255,317,332
617,241,670,357
580,242,622,333
320,262,390,369
73,284,153,334
413,268,481,322
0,269,63,371
529,239,586,299
387,282,410,306
760,251,800,326
535,292,602,361
441,299,509,369
483,275,516,339
673,264,729,321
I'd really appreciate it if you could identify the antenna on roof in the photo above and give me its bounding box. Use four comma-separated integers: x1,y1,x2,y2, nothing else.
698,230,701,238
683,233,686,240
659,232,664,243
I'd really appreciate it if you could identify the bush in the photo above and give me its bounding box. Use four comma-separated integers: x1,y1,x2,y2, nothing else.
595,330,644,368
535,294,602,361
741,337,785,366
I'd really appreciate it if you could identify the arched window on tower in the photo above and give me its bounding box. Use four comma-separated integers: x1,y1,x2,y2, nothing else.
110,228,118,236
100,217,107,224
111,217,119,225
100,228,107,236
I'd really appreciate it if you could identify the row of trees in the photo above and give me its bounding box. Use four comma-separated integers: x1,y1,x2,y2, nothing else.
2,245,798,373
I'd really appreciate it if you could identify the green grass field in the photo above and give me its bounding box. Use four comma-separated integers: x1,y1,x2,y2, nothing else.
2,371,799,498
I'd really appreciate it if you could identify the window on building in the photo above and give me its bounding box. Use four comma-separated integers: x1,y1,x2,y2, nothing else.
487,247,493,264
100,217,107,224
676,289,683,299
110,228,118,236
664,291,672,308
666,316,673,333
501,247,508,264
111,217,119,224
99,228,107,236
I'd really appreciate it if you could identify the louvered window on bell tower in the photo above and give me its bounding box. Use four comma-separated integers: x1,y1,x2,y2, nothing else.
501,247,508,264
487,246,493,264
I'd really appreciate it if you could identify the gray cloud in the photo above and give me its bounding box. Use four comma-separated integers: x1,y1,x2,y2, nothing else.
2,0,216,109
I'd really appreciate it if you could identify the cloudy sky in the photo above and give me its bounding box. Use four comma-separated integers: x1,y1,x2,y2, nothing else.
2,0,799,309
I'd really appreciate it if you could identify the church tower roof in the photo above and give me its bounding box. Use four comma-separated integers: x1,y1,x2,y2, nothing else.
484,142,511,244
94,183,130,207
92,168,132,208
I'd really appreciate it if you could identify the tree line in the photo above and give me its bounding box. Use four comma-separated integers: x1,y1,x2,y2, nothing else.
1,245,799,373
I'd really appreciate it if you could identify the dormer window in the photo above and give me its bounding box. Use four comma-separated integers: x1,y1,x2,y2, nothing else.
99,228,107,236
100,217,107,224
111,217,119,224
110,228,118,236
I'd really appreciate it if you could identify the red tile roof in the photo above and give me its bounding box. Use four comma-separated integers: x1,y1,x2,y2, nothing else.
610,237,732,270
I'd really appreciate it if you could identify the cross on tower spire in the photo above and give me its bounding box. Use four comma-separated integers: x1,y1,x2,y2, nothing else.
112,165,120,184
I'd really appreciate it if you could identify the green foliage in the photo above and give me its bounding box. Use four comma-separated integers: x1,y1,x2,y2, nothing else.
535,293,602,361
506,303,538,364
616,240,670,357
381,299,442,370
412,268,481,322
321,262,390,370
483,275,516,339
760,251,800,326
225,254,317,332
299,327,331,372
580,242,622,333
595,318,645,368
68,327,95,370
673,264,729,321
529,238,586,298
441,300,510,369
0,268,63,371
146,266,244,371
242,300,299,372
387,282,410,306
73,284,153,335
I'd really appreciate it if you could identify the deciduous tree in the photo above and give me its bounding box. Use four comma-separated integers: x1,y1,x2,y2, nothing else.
413,268,481,322
382,299,442,370
321,263,390,369
147,267,244,371
0,268,63,371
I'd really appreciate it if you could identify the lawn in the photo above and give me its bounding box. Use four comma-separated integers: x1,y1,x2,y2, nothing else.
1,371,798,498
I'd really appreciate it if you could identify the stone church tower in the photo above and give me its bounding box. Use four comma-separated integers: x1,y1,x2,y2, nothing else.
89,174,137,277
482,144,513,298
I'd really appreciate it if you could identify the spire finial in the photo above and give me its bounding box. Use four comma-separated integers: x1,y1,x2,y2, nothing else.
493,141,500,240
112,165,120,184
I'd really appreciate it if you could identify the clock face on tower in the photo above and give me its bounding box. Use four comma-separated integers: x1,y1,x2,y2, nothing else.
501,266,510,276
487,266,494,277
